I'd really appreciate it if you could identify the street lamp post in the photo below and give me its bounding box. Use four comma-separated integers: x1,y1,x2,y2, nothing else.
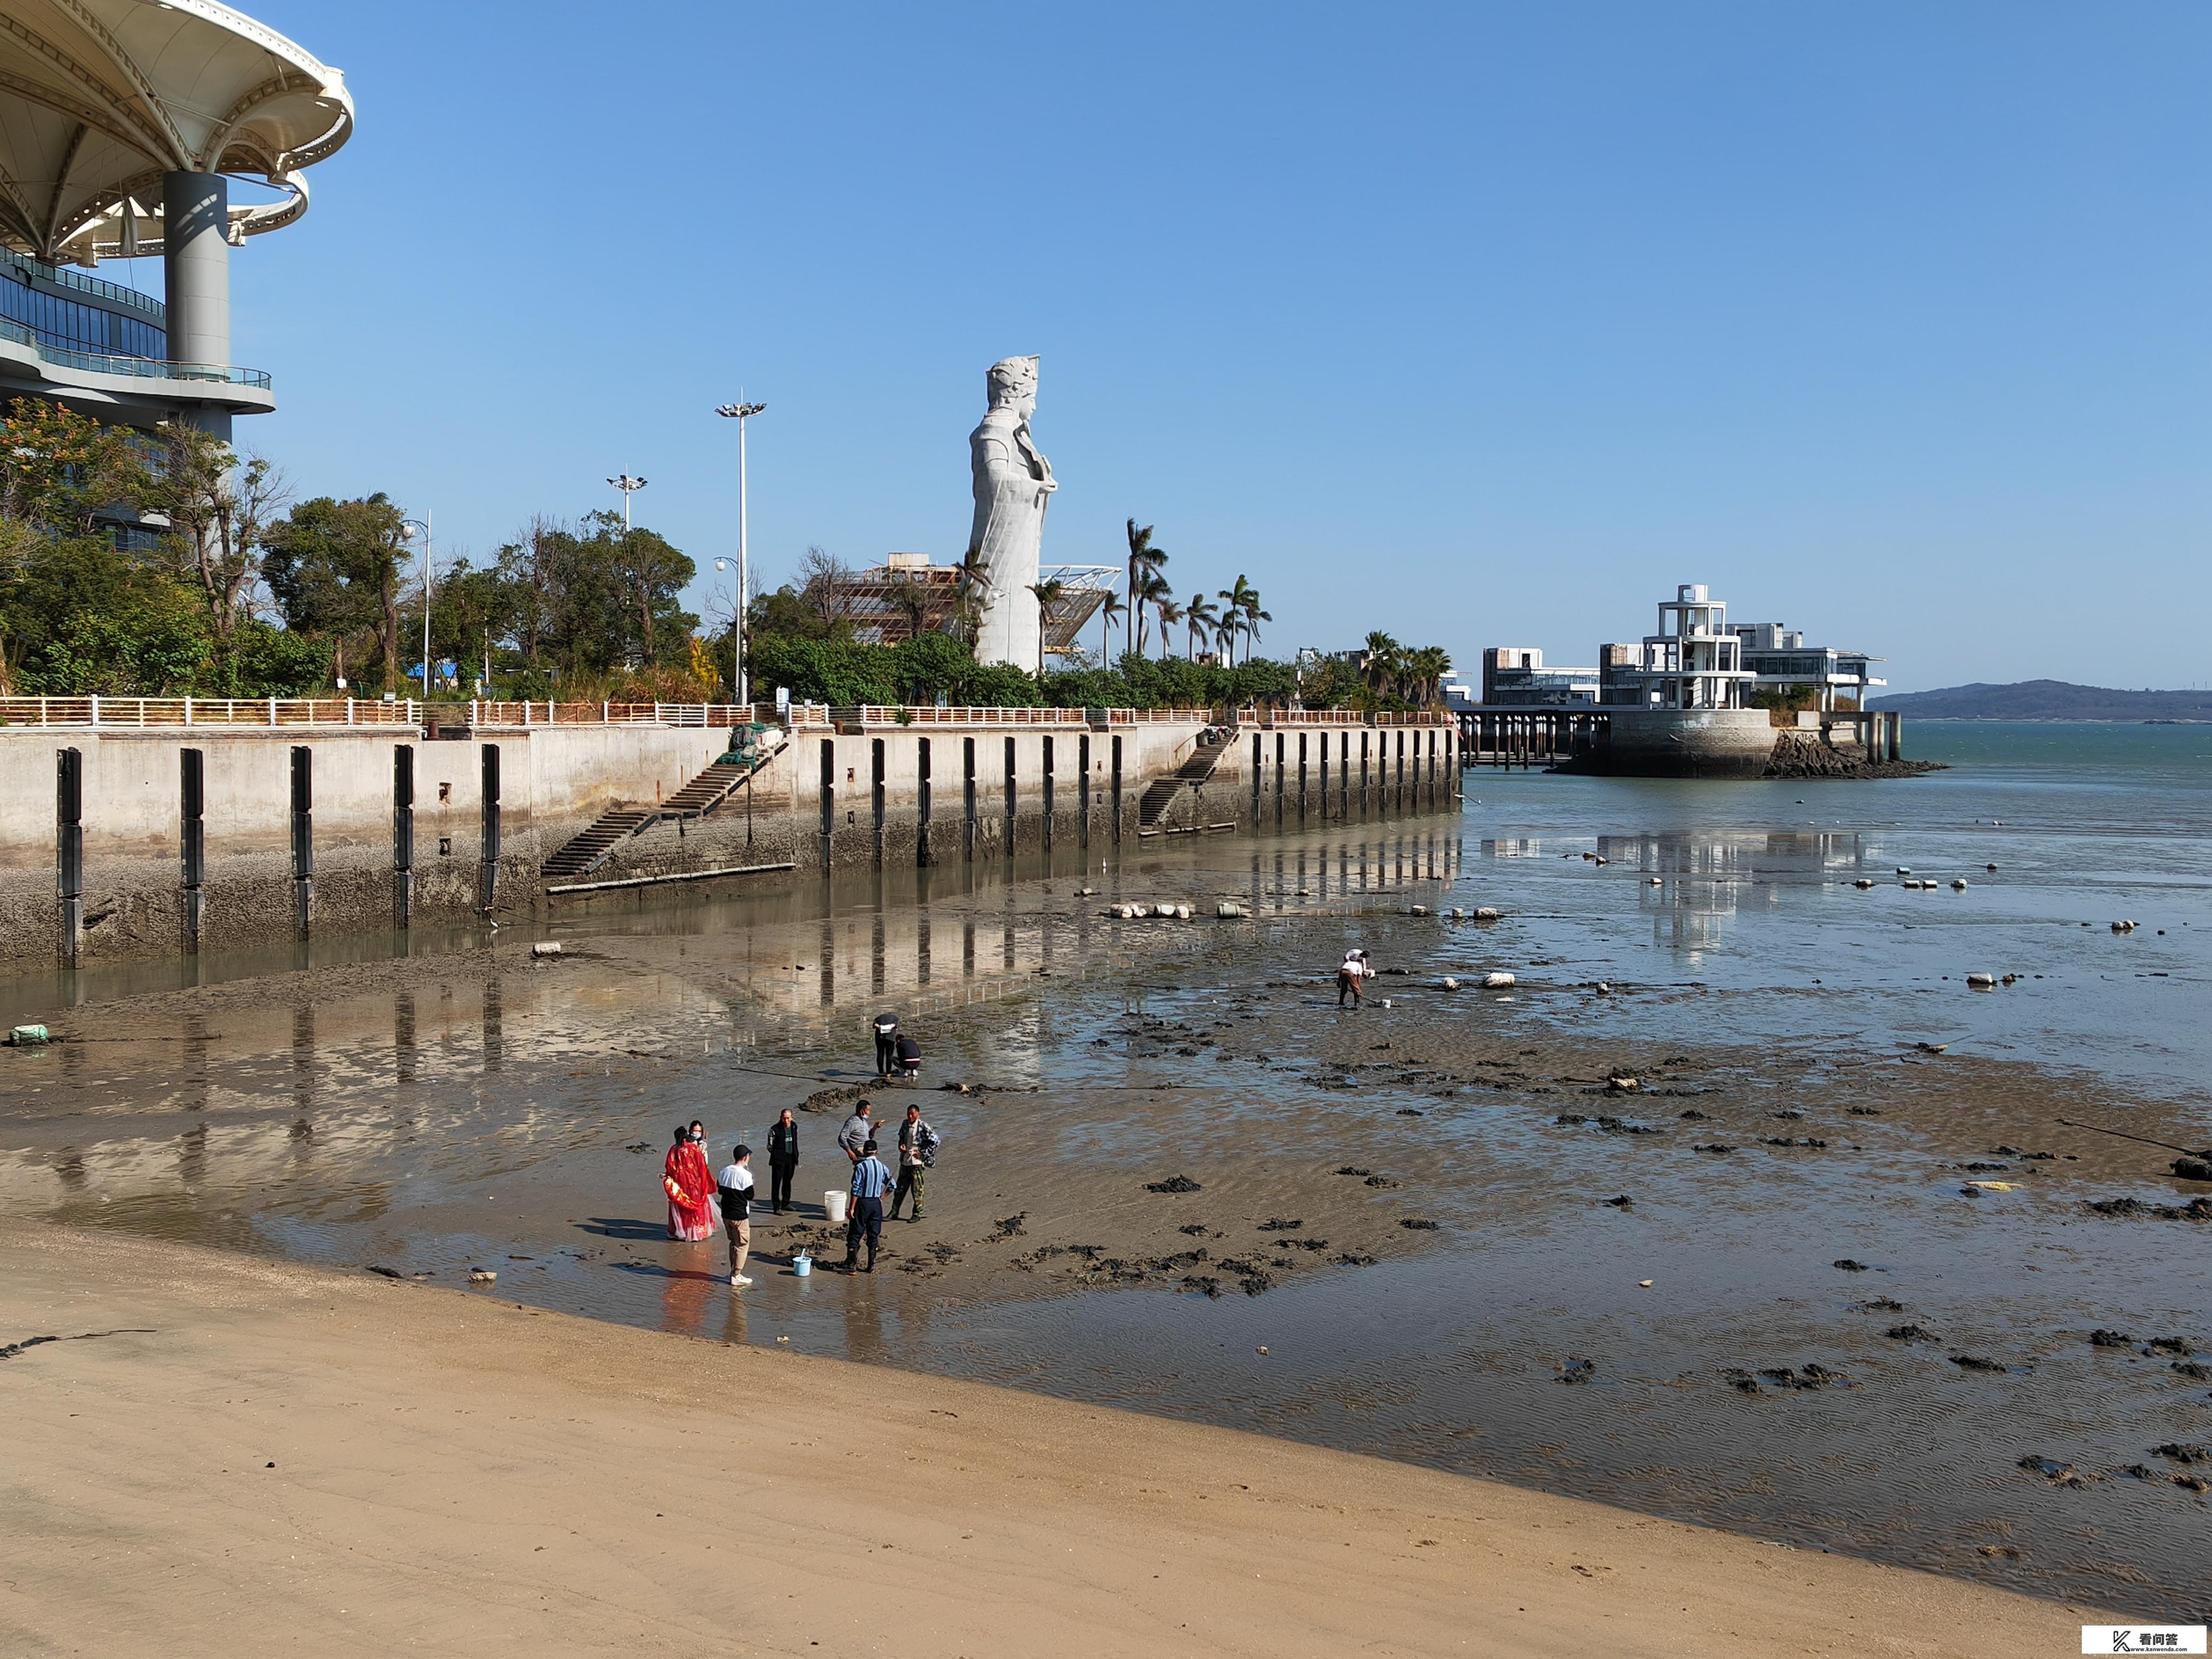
401,515,432,702
606,474,647,531
716,401,765,707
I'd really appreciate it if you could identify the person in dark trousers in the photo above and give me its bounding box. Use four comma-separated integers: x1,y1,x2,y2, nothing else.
842,1138,894,1272
893,1032,922,1080
889,1102,936,1222
766,1108,799,1215
872,1013,901,1079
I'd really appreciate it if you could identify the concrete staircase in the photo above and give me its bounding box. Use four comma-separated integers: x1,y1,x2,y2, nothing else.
1138,731,1229,827
540,742,781,882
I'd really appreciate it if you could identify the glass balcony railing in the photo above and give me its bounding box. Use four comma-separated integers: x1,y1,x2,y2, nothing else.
0,314,271,389
1,253,166,323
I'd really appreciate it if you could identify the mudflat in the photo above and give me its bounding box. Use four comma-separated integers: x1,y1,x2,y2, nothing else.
0,1221,2095,1657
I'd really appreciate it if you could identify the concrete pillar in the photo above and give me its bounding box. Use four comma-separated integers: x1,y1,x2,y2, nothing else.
164,171,232,439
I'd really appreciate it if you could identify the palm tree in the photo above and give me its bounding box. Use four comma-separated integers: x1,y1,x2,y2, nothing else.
1155,595,1183,662
1361,631,1403,700
1098,590,1127,664
1406,645,1453,709
1218,576,1259,667
1027,578,1068,676
1132,569,1174,660
1124,520,1167,657
1214,613,1239,668
1237,585,1270,666
948,543,992,645
1184,592,1220,661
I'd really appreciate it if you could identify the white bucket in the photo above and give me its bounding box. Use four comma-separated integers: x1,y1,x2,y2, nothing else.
793,1253,812,1277
825,1190,849,1226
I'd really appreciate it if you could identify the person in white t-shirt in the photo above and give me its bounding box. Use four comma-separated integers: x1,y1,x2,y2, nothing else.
716,1145,755,1287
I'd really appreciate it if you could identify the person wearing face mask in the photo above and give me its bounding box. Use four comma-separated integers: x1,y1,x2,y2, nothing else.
663,1123,718,1242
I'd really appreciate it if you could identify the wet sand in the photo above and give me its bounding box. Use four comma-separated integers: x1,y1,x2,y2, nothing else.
3,814,2210,1621
0,1220,2099,1657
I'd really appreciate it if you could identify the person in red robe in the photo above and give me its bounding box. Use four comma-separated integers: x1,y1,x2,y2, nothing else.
663,1124,718,1242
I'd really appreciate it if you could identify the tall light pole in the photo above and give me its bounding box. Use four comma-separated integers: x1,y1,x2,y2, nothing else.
402,515,432,698
716,400,765,706
607,474,647,530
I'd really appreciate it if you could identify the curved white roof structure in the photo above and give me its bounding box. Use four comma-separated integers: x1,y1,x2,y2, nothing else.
0,0,352,263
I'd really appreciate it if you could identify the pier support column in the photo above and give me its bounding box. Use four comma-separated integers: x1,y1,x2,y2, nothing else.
56,747,82,967
392,746,413,930
289,746,313,939
180,748,205,953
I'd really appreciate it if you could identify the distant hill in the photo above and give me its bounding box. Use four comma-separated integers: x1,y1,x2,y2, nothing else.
1870,680,2212,721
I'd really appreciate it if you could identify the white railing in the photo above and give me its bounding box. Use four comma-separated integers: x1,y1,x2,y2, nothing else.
0,696,1451,733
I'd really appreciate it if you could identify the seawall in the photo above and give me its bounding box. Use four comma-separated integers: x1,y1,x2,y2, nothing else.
0,706,1458,969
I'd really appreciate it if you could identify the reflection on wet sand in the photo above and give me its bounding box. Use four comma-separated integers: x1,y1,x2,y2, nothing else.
9,805,2206,1614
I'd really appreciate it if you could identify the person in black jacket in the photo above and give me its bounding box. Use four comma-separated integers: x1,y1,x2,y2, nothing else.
766,1108,799,1215
872,1013,901,1079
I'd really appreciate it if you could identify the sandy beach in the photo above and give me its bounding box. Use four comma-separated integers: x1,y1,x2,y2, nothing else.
0,1220,2102,1656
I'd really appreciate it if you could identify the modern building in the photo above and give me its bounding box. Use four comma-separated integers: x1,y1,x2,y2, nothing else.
1598,584,1758,710
0,1,353,440
1479,646,1601,707
1725,622,1885,711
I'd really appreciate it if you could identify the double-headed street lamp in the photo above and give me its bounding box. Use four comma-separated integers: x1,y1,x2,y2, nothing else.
716,400,765,706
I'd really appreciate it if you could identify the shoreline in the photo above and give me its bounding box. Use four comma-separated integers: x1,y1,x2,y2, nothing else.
0,1219,2103,1657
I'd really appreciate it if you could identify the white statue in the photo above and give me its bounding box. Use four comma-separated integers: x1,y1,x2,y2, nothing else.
967,354,1055,670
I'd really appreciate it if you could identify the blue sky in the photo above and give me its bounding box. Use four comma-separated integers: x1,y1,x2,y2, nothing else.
167,2,2211,692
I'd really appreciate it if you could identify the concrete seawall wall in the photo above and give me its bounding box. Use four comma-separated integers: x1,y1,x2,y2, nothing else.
0,718,1459,968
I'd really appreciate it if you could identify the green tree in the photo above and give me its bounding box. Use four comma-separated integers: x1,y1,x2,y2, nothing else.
262,493,408,692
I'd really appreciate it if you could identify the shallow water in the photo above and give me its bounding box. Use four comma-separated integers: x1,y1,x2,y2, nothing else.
4,723,2209,1616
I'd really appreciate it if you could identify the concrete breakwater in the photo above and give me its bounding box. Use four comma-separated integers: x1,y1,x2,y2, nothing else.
0,702,1456,969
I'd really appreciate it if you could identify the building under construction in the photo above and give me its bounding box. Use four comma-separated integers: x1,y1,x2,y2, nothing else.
827,554,1118,659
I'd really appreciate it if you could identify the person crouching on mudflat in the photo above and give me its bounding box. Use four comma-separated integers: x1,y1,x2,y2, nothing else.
842,1138,894,1273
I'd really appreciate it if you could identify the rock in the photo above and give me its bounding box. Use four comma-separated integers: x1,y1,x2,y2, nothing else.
1647,876,1663,887
2152,1442,2212,1465
1949,1354,2007,1372
1986,862,1999,872
1832,1258,1871,1272
1951,879,1968,891
1440,977,1461,992
367,1265,404,1279
1885,1324,1937,1341
1474,907,1499,921
2173,1157,2212,1182
468,1269,497,1285
1602,1194,1633,1208
530,940,563,959
1852,878,1876,889
1966,973,1996,989
1408,905,1430,917
1216,901,1245,918
1638,1279,1654,1288
1595,982,1611,994
1144,1175,1203,1195
2088,1328,2135,1347
1481,972,1516,989
1399,1217,1439,1230
1606,1076,1639,1092
1692,1143,1734,1154
1364,1174,1401,1189
1555,1357,1597,1384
